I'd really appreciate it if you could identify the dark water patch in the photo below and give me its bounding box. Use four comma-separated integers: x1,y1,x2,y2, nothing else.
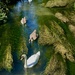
66,60,75,75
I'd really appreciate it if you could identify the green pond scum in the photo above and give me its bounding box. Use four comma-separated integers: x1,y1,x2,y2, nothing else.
0,0,75,75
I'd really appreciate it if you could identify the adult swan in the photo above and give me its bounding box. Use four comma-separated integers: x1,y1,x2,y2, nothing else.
28,0,32,4
21,51,40,68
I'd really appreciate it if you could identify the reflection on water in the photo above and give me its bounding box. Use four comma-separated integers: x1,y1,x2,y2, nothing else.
25,68,27,75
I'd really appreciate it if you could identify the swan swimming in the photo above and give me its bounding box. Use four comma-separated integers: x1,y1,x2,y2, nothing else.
29,30,38,43
21,51,40,68
28,0,32,3
21,17,26,25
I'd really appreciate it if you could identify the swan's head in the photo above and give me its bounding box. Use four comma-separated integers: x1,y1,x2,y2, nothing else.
20,54,26,60
34,30,36,33
36,51,40,56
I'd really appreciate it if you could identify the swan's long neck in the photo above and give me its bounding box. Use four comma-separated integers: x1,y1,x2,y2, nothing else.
24,55,27,68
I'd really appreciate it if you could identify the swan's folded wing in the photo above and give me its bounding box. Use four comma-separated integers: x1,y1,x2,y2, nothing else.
27,54,40,68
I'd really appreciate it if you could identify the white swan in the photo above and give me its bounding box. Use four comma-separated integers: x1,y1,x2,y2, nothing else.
21,51,40,68
28,0,32,3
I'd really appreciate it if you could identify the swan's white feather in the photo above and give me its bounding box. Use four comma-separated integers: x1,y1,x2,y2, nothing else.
24,51,40,68
28,0,32,3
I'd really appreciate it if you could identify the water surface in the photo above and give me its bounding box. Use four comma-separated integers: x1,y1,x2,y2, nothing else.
0,0,50,75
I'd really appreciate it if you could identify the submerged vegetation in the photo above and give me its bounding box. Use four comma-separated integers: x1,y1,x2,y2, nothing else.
38,15,75,75
37,0,75,75
0,20,28,71
44,54,66,75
